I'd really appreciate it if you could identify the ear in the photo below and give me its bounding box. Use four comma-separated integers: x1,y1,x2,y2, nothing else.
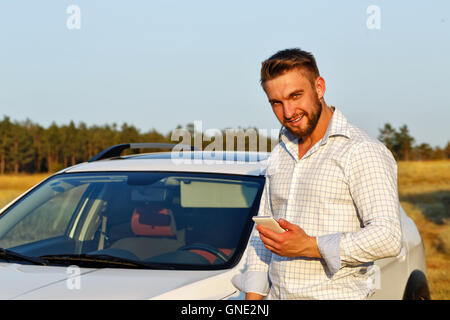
314,76,326,100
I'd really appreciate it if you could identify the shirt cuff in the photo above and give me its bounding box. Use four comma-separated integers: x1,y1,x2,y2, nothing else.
317,233,342,275
231,271,270,296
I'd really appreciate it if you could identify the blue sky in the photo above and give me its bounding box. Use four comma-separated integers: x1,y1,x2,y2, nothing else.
0,0,449,147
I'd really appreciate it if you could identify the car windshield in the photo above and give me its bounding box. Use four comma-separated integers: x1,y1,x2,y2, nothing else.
0,172,264,270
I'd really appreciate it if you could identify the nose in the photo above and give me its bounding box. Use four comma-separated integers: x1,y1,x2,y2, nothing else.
283,100,297,120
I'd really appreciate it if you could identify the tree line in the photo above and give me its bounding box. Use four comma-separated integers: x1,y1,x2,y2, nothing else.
377,123,449,161
0,116,168,174
0,116,449,174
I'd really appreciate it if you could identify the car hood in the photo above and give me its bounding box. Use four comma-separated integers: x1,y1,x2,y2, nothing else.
0,262,238,300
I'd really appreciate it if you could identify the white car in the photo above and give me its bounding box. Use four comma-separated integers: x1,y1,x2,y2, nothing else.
0,143,430,300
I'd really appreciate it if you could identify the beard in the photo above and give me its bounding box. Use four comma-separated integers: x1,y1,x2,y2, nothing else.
284,95,322,140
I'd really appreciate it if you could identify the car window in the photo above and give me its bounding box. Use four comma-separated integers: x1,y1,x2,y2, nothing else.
0,182,88,248
0,172,264,270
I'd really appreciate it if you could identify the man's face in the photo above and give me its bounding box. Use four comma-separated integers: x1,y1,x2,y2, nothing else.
263,69,323,139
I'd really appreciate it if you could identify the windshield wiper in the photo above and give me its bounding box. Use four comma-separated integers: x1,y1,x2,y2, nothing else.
0,248,48,266
39,253,167,269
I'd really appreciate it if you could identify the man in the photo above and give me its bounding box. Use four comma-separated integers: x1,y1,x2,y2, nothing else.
232,48,402,300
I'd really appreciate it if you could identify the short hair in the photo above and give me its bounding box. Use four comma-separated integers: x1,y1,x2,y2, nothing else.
260,48,320,87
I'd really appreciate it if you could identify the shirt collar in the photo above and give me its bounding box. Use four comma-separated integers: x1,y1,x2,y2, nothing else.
280,106,352,158
320,106,351,145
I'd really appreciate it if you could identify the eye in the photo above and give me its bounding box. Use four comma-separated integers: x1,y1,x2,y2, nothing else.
270,101,281,107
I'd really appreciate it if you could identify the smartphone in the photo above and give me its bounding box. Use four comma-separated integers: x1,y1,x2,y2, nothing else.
252,216,286,233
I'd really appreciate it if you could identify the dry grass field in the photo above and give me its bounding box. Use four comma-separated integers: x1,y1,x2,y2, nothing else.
0,161,449,299
397,160,450,300
0,174,51,209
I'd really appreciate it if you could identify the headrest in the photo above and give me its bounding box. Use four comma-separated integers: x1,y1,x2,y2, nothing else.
131,205,174,237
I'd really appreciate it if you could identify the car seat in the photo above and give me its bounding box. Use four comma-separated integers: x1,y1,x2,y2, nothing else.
108,202,184,259
131,205,175,237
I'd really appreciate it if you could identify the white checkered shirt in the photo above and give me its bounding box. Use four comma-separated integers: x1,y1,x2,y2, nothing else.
232,106,402,300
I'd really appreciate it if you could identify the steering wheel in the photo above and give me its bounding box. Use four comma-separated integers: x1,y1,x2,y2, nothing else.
178,243,228,263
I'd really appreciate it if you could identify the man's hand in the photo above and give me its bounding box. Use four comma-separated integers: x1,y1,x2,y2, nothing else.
245,292,264,300
256,219,322,259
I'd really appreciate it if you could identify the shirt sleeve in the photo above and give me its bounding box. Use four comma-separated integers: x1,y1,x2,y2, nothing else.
231,175,273,296
339,141,403,267
317,233,342,274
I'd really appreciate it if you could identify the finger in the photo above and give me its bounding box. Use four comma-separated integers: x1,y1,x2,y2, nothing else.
262,240,281,254
264,244,280,255
256,225,283,242
259,233,281,251
278,218,300,232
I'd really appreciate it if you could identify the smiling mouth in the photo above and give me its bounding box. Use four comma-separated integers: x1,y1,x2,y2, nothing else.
287,114,304,125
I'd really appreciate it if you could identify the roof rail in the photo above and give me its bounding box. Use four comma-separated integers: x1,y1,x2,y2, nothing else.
88,143,197,162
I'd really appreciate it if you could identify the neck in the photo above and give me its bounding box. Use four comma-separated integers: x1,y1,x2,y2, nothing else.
298,103,333,157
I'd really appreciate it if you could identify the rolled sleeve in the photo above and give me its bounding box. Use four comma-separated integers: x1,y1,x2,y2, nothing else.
231,271,270,296
317,233,342,275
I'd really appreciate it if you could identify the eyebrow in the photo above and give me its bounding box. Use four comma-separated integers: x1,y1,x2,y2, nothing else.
268,98,281,105
288,89,304,98
269,89,305,104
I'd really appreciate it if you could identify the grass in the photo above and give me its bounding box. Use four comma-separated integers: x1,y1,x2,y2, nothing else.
0,161,449,299
397,160,450,300
0,174,50,209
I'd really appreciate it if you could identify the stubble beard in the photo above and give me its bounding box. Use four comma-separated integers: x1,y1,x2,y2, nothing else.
285,95,323,140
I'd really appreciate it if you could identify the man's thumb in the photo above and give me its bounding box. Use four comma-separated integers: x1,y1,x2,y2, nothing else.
278,218,295,230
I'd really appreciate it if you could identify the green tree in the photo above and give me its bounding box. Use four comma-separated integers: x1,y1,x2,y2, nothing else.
378,123,399,159
76,122,91,161
8,121,34,173
445,141,450,159
432,146,445,160
394,125,415,161
25,120,45,172
0,116,13,174
414,143,433,161
43,123,62,172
